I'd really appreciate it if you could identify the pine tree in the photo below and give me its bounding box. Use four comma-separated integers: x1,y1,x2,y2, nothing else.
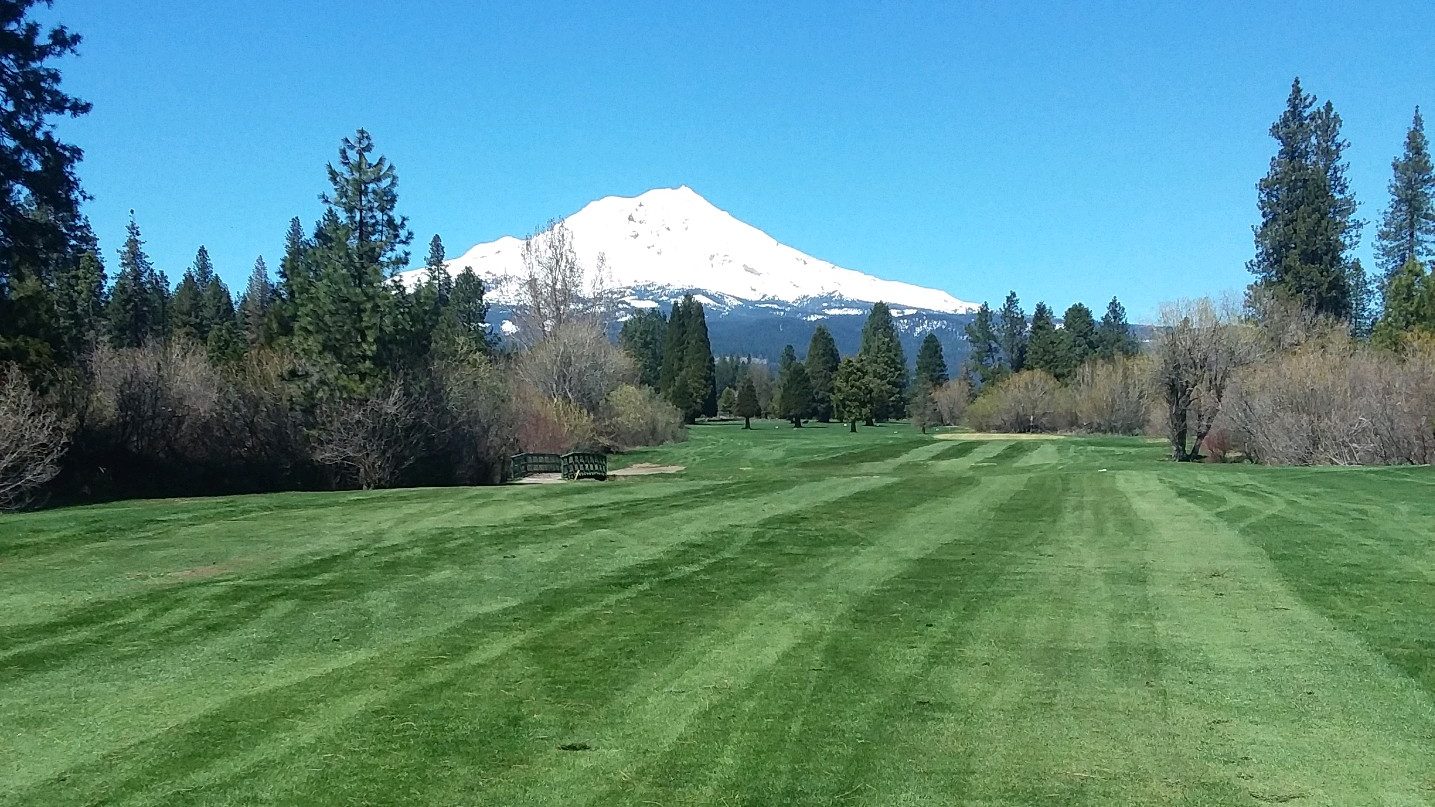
1061,302,1098,366
106,213,162,348
239,256,273,346
434,266,492,357
1372,258,1431,347
996,291,1027,372
170,269,203,341
963,302,1003,386
1249,78,1361,321
805,325,839,422
717,386,737,416
1096,297,1136,358
1025,302,1074,380
424,234,453,303
832,356,881,431
736,376,761,429
659,298,689,402
778,343,797,374
51,248,105,359
321,129,412,277
618,308,666,388
859,302,908,419
1375,108,1435,281
662,295,716,421
778,361,813,427
914,333,949,387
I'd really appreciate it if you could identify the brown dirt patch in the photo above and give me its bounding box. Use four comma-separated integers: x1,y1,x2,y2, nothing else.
171,564,233,581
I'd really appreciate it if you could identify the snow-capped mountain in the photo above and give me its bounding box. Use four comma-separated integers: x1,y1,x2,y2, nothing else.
414,186,980,361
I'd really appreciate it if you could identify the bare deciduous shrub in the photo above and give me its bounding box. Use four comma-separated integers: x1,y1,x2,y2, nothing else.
514,323,635,414
931,379,972,426
312,381,425,490
0,365,70,509
1153,298,1262,461
1221,335,1435,465
1071,355,1151,435
426,356,516,485
965,370,1069,433
513,388,598,454
598,384,686,450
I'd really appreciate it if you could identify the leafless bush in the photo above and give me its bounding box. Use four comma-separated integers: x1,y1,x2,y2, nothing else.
1071,355,1151,435
1221,336,1435,465
312,381,426,489
513,220,614,344
1153,297,1263,461
598,384,686,450
0,365,70,509
423,356,516,485
931,379,972,426
514,322,635,414
513,387,597,454
965,370,1070,433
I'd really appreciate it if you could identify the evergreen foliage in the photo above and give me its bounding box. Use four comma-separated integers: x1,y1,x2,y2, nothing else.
997,291,1027,373
1061,302,1098,366
105,214,163,348
1024,302,1075,381
805,325,839,422
963,302,1003,387
239,256,273,346
735,376,760,429
1375,108,1435,280
618,308,666,389
778,361,813,426
435,266,492,357
1249,78,1362,321
1097,297,1138,358
660,295,716,421
858,302,908,420
914,332,949,387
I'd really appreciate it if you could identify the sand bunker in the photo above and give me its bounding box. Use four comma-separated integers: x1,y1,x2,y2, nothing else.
608,463,685,477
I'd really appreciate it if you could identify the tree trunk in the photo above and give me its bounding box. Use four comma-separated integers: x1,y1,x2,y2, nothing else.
743,416,751,430
863,417,874,427
792,417,802,428
849,419,858,433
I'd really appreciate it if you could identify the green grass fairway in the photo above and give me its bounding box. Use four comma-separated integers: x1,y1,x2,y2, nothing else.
4,424,1435,805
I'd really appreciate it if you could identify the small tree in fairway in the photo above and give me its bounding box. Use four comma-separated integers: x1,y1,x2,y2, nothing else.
735,376,760,429
779,362,813,427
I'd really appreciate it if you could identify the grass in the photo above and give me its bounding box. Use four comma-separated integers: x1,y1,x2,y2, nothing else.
3,421,1435,805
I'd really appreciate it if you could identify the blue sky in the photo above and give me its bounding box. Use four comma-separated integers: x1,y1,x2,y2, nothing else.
41,1,1435,318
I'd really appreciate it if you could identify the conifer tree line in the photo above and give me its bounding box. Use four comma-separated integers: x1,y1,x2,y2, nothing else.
0,1,694,507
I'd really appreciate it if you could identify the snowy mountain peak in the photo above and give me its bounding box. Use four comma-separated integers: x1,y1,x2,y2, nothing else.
432,187,978,315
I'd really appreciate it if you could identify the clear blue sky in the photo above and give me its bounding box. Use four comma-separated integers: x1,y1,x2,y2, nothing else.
40,1,1435,318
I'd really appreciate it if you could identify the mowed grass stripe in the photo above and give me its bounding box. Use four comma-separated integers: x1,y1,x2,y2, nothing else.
0,474,883,799
1134,471,1435,804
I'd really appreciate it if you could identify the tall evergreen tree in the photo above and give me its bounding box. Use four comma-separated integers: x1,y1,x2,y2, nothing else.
662,295,716,421
0,0,92,332
805,325,839,422
735,376,761,429
778,343,797,373
778,361,813,427
996,291,1027,372
1375,108,1435,281
858,302,908,419
170,268,203,341
618,308,666,388
424,234,453,303
1025,302,1074,380
434,266,492,356
1249,78,1361,321
51,248,105,359
238,255,273,346
1061,302,1098,366
1096,296,1137,358
320,129,412,277
963,302,1003,386
914,332,949,387
105,213,162,348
